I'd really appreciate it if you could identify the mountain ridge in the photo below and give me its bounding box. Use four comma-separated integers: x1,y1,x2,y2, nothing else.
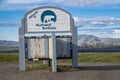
78,35,120,48
0,40,19,51
0,35,120,51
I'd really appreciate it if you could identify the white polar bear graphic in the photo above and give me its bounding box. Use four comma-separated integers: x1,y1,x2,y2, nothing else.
43,15,55,23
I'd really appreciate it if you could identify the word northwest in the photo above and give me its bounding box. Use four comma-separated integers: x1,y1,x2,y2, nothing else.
36,24,56,29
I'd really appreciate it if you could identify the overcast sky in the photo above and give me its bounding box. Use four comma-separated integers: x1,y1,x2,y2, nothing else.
0,0,120,41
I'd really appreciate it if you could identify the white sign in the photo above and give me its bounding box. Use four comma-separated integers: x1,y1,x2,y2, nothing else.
25,7,72,33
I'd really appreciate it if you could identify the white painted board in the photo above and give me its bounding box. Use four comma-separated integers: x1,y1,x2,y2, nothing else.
25,7,71,33
49,37,71,59
27,38,48,59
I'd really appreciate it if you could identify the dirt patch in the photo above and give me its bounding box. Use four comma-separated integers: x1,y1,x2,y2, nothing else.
0,63,120,80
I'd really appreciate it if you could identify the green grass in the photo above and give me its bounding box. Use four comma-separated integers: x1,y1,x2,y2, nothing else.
57,58,72,63
0,52,120,71
0,52,120,63
57,65,72,71
27,64,72,71
27,64,52,71
79,52,120,62
0,52,18,63
57,52,120,63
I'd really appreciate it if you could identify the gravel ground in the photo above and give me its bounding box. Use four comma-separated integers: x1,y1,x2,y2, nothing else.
0,62,120,80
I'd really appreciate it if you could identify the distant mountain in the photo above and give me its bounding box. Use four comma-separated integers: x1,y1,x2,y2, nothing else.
0,40,19,51
78,35,120,48
78,35,101,44
0,35,120,51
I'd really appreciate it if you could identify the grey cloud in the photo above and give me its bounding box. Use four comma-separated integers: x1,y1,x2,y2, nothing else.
63,0,103,7
62,0,120,7
1,0,120,11
74,16,120,27
0,22,20,27
0,4,39,11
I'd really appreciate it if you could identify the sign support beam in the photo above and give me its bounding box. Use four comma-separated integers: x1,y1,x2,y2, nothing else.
19,27,26,71
43,37,49,65
72,27,78,67
51,33,57,72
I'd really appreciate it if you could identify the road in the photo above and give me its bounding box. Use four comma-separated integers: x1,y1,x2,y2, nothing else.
0,62,120,80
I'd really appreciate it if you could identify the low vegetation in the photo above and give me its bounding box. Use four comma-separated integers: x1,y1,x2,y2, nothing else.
1,52,120,63
79,52,120,62
26,63,72,71
0,52,18,63
0,51,120,71
27,64,52,71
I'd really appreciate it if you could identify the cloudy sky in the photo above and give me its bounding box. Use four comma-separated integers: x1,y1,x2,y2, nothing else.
0,0,120,41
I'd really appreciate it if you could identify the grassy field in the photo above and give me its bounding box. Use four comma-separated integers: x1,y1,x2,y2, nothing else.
0,52,18,63
0,52,120,71
0,52,120,63
79,52,120,62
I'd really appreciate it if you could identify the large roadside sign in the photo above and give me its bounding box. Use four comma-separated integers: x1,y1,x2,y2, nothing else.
19,6,78,72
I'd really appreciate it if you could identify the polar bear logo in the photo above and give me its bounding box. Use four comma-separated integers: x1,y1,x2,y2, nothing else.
41,10,56,24
43,15,55,23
